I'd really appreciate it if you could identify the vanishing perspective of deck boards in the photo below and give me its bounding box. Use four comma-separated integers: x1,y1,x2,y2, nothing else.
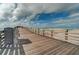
18,28,79,55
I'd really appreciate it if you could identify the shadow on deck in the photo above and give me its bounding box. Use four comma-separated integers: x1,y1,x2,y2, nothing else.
0,39,32,55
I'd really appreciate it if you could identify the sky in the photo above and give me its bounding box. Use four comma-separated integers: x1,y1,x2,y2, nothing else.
0,3,79,30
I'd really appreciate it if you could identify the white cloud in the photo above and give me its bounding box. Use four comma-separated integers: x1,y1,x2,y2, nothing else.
12,3,75,21
51,13,79,28
0,3,79,29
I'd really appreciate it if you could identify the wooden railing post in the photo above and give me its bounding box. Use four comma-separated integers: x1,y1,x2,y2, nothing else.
33,28,35,33
65,29,68,40
51,30,53,38
35,28,36,34
31,27,33,33
33,28,34,33
43,30,45,36
0,33,1,48
38,28,39,35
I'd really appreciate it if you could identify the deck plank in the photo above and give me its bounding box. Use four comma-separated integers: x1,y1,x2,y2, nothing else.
1,27,79,55
18,27,79,55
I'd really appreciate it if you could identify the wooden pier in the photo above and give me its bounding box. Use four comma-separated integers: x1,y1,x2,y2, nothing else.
17,27,79,55
1,27,79,55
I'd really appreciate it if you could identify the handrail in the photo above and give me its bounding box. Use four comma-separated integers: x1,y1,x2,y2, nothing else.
29,28,79,41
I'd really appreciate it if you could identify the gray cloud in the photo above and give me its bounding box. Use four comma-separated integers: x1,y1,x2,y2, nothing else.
0,3,79,29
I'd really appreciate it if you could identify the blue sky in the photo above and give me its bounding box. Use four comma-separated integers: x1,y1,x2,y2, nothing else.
0,3,79,29
31,11,70,27
29,4,79,29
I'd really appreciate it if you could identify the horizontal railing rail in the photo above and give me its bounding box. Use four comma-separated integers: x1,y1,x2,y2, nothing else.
28,28,79,45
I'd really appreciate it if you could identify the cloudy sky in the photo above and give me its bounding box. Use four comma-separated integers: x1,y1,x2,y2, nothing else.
0,3,79,29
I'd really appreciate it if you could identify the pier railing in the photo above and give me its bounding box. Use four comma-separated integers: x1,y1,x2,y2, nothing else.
29,28,79,45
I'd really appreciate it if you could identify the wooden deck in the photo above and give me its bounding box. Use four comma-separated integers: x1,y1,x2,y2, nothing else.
0,28,25,55
0,37,25,55
18,27,79,55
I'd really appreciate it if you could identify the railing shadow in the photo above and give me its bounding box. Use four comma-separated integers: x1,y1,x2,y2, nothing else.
0,38,32,55
18,39,32,55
